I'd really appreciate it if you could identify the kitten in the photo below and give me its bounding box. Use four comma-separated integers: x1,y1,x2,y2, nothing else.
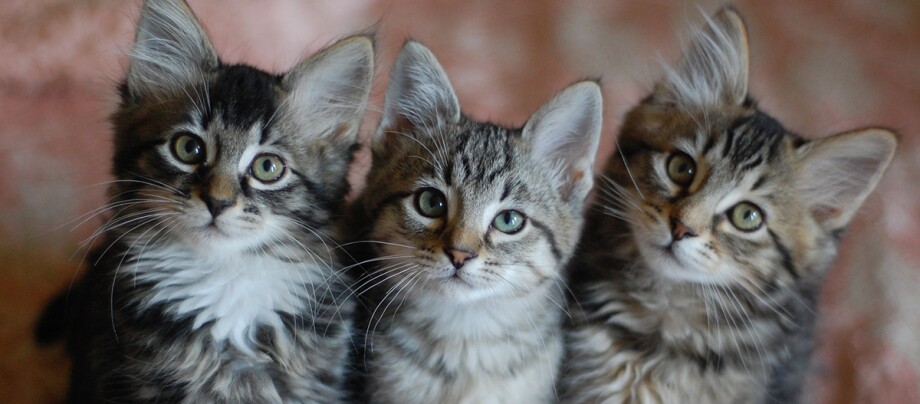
33,0,373,401
348,41,602,403
561,7,897,404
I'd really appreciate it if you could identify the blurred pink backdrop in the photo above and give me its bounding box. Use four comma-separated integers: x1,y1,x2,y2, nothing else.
1,1,918,402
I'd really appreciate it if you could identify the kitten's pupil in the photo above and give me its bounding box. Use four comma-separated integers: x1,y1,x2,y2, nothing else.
666,152,696,186
415,188,447,218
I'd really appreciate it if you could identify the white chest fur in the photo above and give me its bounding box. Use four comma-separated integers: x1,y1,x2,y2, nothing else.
370,290,563,403
126,245,320,353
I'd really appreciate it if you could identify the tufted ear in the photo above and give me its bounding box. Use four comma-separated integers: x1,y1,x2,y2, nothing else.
522,81,603,202
655,6,750,108
281,36,375,144
374,40,460,152
125,0,219,100
795,128,897,230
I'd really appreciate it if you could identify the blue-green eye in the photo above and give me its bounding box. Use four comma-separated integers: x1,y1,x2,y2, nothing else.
414,188,447,218
171,132,205,164
493,210,526,234
251,154,285,183
729,201,764,232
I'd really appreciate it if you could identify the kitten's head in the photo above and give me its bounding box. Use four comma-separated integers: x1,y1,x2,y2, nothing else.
607,7,896,287
361,41,602,303
109,0,373,252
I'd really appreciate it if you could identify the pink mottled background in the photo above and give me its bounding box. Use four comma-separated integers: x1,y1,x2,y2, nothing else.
1,1,918,402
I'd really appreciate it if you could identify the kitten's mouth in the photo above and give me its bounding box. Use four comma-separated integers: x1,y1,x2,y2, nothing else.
200,221,230,237
439,269,473,287
655,242,684,264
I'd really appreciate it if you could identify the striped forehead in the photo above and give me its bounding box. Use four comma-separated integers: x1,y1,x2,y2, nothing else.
200,64,281,139
433,122,520,191
704,112,787,174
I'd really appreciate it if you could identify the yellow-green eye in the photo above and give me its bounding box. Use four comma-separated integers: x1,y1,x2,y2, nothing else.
729,201,764,232
251,154,285,183
666,152,696,186
493,210,526,234
171,133,205,164
414,188,447,218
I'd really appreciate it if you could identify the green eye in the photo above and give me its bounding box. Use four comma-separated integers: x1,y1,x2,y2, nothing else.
414,188,447,218
251,154,285,183
171,133,205,164
493,210,526,234
666,152,696,186
729,201,764,232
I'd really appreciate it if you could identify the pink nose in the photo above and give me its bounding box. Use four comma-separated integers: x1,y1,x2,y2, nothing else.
444,247,477,269
670,216,697,241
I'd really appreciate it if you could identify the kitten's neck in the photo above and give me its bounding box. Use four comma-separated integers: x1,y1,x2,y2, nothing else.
373,282,564,376
410,284,562,337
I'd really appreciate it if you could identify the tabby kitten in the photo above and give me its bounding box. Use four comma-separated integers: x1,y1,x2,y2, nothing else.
34,0,373,401
349,41,602,403
561,7,897,404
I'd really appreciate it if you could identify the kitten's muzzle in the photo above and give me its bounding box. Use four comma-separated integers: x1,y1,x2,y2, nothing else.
444,246,477,269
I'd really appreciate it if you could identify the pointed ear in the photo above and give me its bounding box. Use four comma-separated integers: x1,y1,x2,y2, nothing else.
656,6,750,107
281,36,375,144
375,41,460,150
523,81,603,202
126,0,219,100
795,128,897,230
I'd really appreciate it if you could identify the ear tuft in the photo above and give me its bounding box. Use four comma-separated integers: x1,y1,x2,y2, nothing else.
375,41,460,151
126,0,219,100
523,81,604,202
795,128,897,230
657,6,750,107
282,35,375,144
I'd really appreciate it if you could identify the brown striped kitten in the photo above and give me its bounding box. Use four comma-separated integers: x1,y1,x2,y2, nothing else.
33,0,373,402
561,7,897,404
348,41,602,403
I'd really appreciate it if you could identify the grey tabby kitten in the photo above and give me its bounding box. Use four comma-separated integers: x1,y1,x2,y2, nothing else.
348,41,602,403
33,0,373,402
561,7,897,404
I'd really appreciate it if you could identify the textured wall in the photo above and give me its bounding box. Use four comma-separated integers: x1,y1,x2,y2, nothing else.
1,1,917,402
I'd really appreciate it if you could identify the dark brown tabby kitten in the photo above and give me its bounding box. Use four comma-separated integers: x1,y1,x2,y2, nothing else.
34,0,373,401
561,7,897,403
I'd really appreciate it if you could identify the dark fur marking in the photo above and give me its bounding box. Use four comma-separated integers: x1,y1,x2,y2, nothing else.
528,218,562,261
209,64,280,130
500,183,512,202
768,229,798,279
752,174,769,191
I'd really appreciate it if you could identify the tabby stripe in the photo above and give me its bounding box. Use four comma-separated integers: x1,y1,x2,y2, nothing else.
528,218,562,261
722,124,739,158
500,182,512,201
443,163,453,186
751,174,768,191
768,229,798,279
737,155,763,172
702,135,717,156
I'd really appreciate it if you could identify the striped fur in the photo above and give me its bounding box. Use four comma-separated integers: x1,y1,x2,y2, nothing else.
348,41,602,403
561,7,897,404
35,0,373,402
